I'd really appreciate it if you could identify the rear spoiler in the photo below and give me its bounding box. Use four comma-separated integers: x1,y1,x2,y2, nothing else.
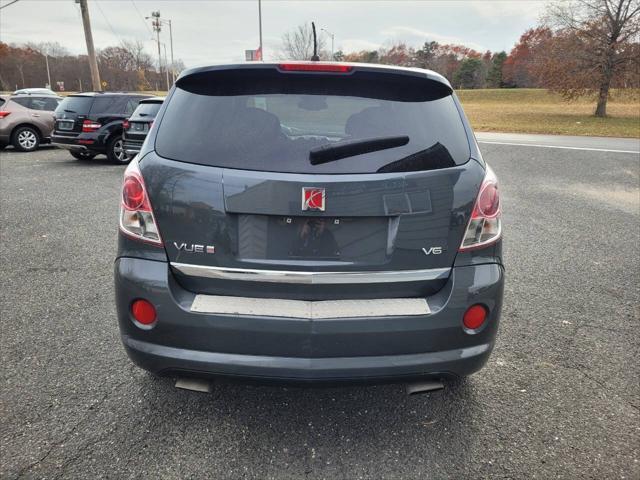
176,62,453,102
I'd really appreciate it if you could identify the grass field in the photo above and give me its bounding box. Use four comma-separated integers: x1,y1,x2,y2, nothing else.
457,88,640,138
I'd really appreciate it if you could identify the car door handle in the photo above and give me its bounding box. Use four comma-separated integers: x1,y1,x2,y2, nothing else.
31,114,41,117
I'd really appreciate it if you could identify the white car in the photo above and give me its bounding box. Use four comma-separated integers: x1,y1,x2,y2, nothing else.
13,88,58,96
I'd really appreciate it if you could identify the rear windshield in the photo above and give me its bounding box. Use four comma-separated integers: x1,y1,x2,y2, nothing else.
156,69,470,174
55,96,93,115
133,102,162,118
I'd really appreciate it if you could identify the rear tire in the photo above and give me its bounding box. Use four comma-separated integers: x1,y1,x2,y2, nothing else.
107,135,128,164
11,126,40,152
70,150,97,161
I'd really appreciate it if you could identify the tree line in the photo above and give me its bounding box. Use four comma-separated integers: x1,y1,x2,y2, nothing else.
1,0,637,118
0,40,184,93
280,0,639,117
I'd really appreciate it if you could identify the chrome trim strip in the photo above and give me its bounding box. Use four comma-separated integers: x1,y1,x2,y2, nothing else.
170,263,450,284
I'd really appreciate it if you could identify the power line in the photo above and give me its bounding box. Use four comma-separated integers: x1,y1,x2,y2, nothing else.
94,0,122,45
130,0,153,36
0,0,20,10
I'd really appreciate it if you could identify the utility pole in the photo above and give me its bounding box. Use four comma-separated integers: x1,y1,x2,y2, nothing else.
44,54,51,88
150,11,163,90
77,0,101,91
148,13,176,84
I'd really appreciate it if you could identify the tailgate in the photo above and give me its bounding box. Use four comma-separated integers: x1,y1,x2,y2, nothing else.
140,63,482,300
142,155,484,300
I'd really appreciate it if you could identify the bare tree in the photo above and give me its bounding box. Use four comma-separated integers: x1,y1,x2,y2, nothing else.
544,0,640,116
279,23,327,60
120,40,153,71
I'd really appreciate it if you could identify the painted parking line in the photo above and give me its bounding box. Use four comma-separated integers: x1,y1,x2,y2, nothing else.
477,141,640,155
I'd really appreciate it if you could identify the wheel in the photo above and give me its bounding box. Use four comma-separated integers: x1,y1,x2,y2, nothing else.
70,150,97,161
11,126,40,152
106,135,128,164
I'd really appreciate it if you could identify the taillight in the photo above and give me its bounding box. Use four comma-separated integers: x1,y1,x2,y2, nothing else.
82,119,101,132
119,158,162,245
278,63,353,73
0,111,11,118
459,165,502,251
123,120,130,130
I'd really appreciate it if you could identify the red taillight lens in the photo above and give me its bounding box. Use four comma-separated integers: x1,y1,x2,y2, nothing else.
279,63,353,73
82,119,101,132
476,183,499,218
463,304,488,330
123,120,130,130
131,299,157,326
123,176,145,210
119,158,162,245
459,166,502,251
0,111,11,118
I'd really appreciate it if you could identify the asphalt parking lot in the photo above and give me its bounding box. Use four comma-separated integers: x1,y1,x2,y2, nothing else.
1,141,639,479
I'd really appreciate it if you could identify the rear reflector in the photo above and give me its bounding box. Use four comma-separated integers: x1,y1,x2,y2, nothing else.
278,63,353,73
0,111,11,118
131,299,156,325
463,304,488,330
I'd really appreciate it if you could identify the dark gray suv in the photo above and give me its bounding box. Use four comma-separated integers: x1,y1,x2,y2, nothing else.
115,62,504,384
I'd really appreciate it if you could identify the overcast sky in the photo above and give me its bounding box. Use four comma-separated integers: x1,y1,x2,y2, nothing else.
0,0,547,66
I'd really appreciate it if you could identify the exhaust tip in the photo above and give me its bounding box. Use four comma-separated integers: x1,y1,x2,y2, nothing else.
406,380,444,395
175,377,213,393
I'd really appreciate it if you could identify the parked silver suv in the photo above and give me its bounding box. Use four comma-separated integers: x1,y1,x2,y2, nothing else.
0,94,62,151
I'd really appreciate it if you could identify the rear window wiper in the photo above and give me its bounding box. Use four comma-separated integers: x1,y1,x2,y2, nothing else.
309,135,409,165
63,109,76,113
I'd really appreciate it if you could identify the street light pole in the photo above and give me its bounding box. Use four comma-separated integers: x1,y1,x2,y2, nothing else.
321,28,335,59
258,0,263,58
167,19,175,83
163,43,170,91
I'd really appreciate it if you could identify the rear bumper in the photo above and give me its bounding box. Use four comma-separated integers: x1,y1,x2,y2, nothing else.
123,335,492,383
52,142,88,152
123,139,144,156
51,134,104,153
115,258,504,382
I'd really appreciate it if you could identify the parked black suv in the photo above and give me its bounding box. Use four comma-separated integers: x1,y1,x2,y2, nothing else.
52,92,151,163
123,96,164,159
